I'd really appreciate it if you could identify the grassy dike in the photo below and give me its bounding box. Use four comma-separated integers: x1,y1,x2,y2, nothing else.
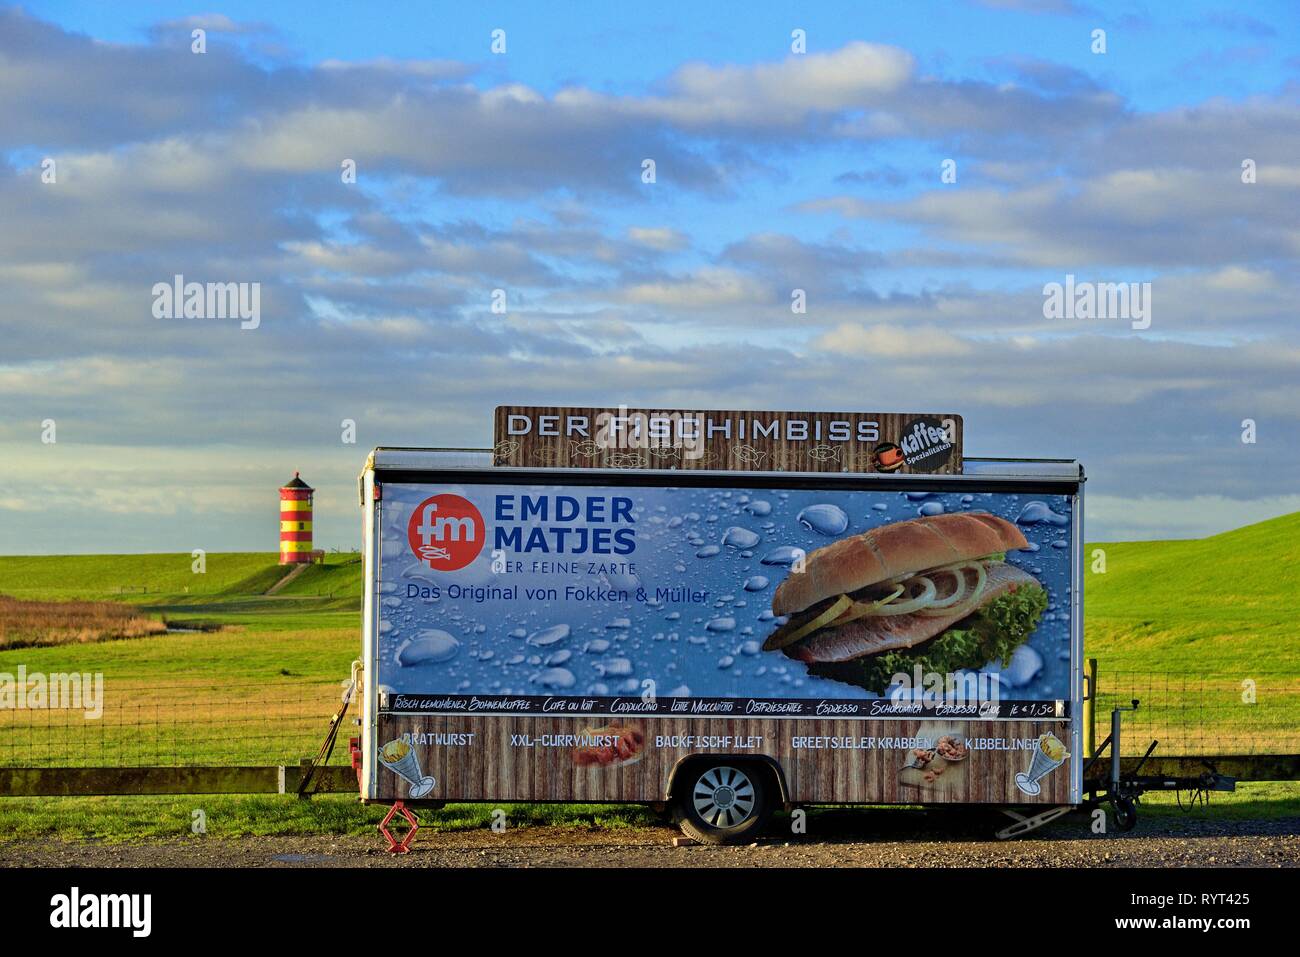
1085,511,1299,673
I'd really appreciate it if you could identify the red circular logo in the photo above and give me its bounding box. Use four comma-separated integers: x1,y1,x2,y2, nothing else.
407,494,486,571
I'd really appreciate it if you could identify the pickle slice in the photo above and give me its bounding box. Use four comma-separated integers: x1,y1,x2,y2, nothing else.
762,594,852,651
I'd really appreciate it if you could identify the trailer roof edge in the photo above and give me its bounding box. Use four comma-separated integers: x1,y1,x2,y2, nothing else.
364,447,1083,483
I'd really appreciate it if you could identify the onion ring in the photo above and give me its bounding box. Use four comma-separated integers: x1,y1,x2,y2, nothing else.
917,562,988,618
922,567,968,610
864,575,937,616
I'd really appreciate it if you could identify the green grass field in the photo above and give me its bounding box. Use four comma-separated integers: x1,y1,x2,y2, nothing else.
0,794,660,841
0,782,1294,843
0,554,363,767
1086,510,1300,673
1084,512,1300,754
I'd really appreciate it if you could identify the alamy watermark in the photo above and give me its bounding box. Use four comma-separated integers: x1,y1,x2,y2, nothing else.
889,666,1001,714
0,667,103,719
152,274,261,330
503,406,708,460
1043,274,1151,330
50,886,151,937
595,408,706,460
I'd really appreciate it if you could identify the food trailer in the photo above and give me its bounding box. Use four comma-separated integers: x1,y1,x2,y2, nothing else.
352,409,1103,845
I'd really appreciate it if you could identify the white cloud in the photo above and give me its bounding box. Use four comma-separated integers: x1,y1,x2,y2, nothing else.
651,42,915,126
152,14,273,36
627,227,688,251
621,268,771,307
811,322,974,358
1,11,1298,551
1203,265,1278,293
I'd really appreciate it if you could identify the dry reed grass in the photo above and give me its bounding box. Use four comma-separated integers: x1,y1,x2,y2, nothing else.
0,595,167,649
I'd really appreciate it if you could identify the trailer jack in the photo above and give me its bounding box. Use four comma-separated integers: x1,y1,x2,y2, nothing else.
378,801,420,853
1081,700,1236,834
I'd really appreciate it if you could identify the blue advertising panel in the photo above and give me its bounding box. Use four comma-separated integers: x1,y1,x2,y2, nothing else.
374,481,1074,720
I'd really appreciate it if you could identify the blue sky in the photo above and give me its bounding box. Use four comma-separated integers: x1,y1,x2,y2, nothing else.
1,1,1298,553
34,0,1296,104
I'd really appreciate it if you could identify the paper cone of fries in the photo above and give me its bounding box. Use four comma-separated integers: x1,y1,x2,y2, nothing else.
1014,732,1069,796
378,738,436,799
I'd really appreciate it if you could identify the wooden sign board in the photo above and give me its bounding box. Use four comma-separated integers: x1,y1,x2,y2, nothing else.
493,406,963,473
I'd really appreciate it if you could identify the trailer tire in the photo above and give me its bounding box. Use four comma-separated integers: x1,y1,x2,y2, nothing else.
1112,798,1137,832
673,761,772,846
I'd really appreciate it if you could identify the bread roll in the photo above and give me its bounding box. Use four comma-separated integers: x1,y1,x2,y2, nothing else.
771,512,1028,616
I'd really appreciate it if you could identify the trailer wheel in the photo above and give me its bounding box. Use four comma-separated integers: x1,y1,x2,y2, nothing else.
673,762,771,846
1112,797,1137,832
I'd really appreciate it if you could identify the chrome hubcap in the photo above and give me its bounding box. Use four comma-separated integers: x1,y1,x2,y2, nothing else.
692,766,755,829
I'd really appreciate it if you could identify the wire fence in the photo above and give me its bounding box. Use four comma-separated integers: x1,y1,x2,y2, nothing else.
0,678,350,768
0,669,1295,768
1092,671,1300,756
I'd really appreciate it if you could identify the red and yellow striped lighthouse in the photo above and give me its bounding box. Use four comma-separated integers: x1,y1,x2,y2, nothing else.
279,471,314,564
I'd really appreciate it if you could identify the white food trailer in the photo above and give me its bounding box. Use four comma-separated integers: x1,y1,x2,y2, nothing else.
353,445,1088,845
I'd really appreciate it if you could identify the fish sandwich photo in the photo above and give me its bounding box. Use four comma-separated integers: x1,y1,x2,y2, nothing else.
763,513,1049,694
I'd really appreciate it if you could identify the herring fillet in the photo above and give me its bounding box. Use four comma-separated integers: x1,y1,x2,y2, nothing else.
784,562,1039,664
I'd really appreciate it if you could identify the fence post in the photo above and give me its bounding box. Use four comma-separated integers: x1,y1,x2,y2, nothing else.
1083,657,1097,757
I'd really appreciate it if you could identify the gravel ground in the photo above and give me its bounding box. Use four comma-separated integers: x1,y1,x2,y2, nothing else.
4,811,1298,868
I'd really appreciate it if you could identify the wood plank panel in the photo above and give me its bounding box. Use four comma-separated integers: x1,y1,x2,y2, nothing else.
493,406,963,474
375,715,1070,806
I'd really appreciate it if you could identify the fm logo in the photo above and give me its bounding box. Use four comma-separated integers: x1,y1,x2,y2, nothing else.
407,494,486,571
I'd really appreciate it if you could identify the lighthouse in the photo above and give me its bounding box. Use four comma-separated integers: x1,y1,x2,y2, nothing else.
279,472,315,564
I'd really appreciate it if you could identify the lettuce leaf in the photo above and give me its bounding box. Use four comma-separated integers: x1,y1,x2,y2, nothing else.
806,583,1048,695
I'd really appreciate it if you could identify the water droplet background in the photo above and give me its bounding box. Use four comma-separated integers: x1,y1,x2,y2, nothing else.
375,483,1074,701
